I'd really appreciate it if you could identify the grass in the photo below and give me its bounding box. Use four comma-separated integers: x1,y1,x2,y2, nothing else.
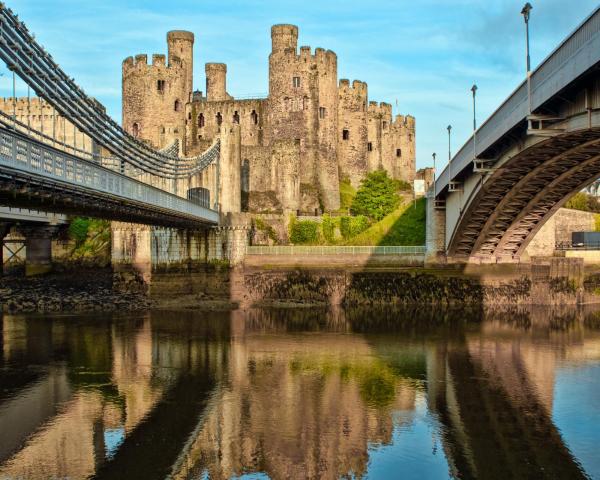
341,197,426,246
339,179,356,212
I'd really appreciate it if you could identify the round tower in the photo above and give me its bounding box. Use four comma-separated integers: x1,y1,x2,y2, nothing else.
167,30,194,102
205,63,228,101
271,24,298,54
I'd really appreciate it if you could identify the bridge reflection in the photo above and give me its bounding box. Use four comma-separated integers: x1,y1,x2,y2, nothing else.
1,307,599,479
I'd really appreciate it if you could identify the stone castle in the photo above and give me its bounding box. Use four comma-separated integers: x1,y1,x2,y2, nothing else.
122,25,416,213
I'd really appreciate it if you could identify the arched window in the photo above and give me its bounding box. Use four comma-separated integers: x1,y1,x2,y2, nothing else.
216,112,222,126
251,110,258,125
174,99,181,112
233,111,240,124
198,113,205,128
132,123,139,137
160,126,166,134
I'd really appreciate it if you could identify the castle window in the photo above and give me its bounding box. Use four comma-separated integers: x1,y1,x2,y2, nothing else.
174,99,181,112
367,142,372,152
303,97,308,110
132,123,139,137
157,80,165,93
342,129,349,140
251,110,258,125
160,126,166,134
396,148,401,157
293,76,301,88
188,112,191,120
382,121,387,129
216,112,222,126
233,111,240,124
319,107,326,119
198,113,205,128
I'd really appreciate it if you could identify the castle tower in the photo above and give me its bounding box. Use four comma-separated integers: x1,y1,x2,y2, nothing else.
167,31,194,101
122,31,194,150
206,63,229,101
266,25,340,212
338,79,368,188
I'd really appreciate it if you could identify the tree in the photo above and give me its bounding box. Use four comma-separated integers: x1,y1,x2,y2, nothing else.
350,170,401,221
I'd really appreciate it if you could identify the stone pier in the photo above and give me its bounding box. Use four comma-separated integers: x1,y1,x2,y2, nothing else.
19,225,60,276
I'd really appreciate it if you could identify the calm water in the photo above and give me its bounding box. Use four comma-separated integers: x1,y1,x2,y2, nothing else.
1,307,600,480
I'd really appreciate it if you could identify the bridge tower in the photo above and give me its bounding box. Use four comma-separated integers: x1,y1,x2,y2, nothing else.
122,30,194,151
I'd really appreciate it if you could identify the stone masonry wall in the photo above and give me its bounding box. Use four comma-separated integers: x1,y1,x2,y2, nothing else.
338,80,368,188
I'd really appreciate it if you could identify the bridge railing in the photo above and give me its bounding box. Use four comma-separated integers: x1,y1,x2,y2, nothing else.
0,126,219,224
246,245,427,255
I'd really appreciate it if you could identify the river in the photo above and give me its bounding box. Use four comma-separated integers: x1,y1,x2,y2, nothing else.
1,306,599,479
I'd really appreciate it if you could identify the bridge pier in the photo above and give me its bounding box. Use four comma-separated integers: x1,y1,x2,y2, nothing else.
111,215,251,294
0,222,11,275
425,193,447,264
19,225,60,276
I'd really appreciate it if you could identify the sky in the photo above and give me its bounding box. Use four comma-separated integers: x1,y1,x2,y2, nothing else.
4,0,600,169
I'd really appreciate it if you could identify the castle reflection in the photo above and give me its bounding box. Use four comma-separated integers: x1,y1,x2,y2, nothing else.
1,306,599,479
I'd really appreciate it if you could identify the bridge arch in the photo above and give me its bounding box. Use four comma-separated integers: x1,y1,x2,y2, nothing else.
448,121,600,260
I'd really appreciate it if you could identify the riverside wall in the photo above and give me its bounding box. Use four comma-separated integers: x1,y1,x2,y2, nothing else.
143,256,600,308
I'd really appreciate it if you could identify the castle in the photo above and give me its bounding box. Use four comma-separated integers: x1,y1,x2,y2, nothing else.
122,25,416,213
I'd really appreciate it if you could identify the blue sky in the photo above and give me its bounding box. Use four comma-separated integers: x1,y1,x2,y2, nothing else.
5,0,599,169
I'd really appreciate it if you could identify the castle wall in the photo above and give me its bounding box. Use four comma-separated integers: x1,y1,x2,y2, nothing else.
338,80,368,188
186,98,265,151
0,98,95,154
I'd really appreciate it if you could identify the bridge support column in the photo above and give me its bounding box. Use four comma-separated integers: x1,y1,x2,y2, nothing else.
20,225,59,276
0,222,11,275
425,193,447,264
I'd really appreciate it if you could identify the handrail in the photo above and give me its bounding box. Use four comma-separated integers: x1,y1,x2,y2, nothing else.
0,124,219,223
246,245,426,255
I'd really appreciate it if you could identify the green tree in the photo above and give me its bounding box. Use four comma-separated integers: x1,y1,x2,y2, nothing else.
350,170,401,221
565,192,593,211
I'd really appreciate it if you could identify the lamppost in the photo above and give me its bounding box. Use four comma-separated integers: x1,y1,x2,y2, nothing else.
521,2,533,114
471,84,478,161
432,152,437,197
447,125,452,186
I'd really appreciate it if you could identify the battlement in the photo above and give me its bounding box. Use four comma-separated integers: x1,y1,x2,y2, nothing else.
368,101,392,116
271,24,298,53
393,114,415,129
152,54,166,67
206,63,227,72
339,79,367,95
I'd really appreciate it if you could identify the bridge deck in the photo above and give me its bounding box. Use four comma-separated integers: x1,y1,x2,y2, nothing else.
0,126,219,228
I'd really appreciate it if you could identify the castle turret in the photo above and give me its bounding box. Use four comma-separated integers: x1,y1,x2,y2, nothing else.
271,24,298,54
206,63,229,101
338,79,368,188
122,30,194,151
167,30,194,101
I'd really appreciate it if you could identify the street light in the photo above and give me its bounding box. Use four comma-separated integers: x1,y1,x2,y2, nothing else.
432,152,437,197
447,125,452,185
521,2,533,114
471,84,478,161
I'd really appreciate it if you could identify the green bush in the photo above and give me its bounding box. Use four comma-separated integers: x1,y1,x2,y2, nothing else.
339,178,357,211
350,170,401,221
69,217,91,246
289,217,320,244
340,215,370,239
396,180,412,192
321,214,338,243
254,217,279,244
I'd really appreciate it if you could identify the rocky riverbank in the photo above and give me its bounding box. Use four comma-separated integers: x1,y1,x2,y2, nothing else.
0,269,152,313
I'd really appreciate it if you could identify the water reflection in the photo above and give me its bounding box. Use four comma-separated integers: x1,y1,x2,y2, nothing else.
0,306,599,479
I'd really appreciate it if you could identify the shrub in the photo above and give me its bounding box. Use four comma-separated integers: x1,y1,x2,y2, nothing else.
321,214,338,243
339,178,357,211
69,217,91,246
350,170,401,221
254,217,279,244
289,217,320,244
565,192,590,211
340,215,370,239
